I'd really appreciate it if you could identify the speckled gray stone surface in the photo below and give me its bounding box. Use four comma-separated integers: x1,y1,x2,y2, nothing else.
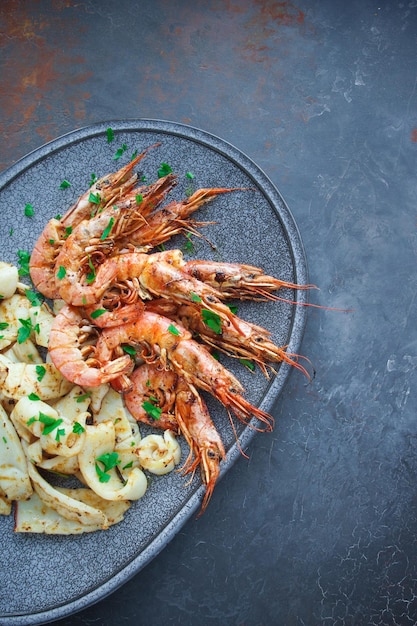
0,120,307,624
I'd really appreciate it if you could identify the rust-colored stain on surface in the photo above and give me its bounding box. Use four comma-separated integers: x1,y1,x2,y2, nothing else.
240,0,306,63
0,1,92,169
411,128,417,142
254,0,305,26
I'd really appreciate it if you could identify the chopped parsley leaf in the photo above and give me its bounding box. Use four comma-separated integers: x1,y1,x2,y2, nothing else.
85,256,96,284
17,318,39,344
90,308,107,319
95,452,120,482
113,144,127,160
76,393,91,403
55,428,66,441
142,401,162,420
122,345,136,356
168,323,180,336
35,365,46,382
25,289,44,306
17,250,30,277
100,217,115,240
73,422,86,434
158,162,173,178
56,265,66,280
239,358,256,371
106,127,114,143
88,191,101,204
183,233,194,253
201,309,222,335
38,413,64,436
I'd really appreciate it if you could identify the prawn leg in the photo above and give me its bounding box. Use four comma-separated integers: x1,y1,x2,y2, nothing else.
125,186,244,250
183,260,318,301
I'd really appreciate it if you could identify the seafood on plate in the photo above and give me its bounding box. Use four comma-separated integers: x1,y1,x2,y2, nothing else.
1,143,313,529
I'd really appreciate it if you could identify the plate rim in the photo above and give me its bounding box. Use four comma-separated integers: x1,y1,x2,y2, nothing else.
0,118,308,625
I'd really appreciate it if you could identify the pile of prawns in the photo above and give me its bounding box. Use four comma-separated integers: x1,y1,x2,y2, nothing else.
29,143,313,512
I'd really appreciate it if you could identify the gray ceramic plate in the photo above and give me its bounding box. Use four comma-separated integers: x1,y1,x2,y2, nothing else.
0,120,308,625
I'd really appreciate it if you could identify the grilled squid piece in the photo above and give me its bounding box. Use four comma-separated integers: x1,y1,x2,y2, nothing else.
0,355,73,402
135,431,181,475
10,396,88,458
78,421,147,501
0,405,32,508
0,262,18,300
15,490,130,534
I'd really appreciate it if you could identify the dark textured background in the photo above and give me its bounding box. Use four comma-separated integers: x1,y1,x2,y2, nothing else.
1,1,417,624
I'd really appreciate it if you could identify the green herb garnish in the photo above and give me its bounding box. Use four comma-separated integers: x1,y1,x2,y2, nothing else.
142,401,162,420
88,191,101,204
183,233,194,253
106,127,114,143
76,393,91,403
56,265,66,280
17,250,30,277
168,323,181,336
239,358,256,371
113,144,127,160
60,179,71,189
38,412,64,436
25,290,44,306
158,162,173,178
122,345,136,356
201,309,222,335
17,318,39,344
95,452,120,483
55,428,65,442
90,308,107,319
100,217,114,240
85,256,96,284
73,422,86,434
35,365,46,382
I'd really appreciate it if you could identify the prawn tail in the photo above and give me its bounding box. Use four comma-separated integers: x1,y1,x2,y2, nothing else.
100,355,134,382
